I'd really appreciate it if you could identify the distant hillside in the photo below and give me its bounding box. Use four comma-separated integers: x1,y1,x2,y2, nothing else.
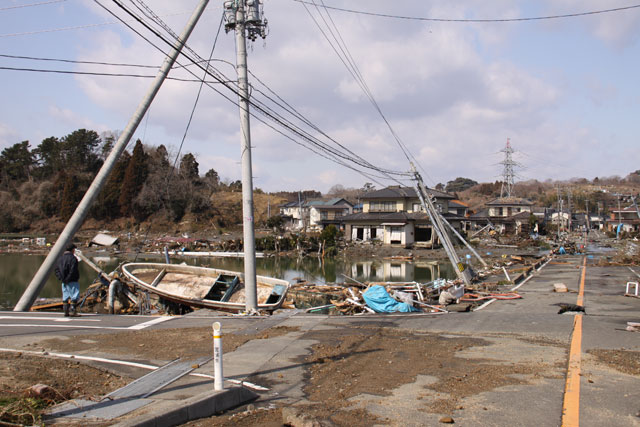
458,175,640,214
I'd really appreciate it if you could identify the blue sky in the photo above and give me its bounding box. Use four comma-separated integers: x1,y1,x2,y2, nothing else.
1,0,639,192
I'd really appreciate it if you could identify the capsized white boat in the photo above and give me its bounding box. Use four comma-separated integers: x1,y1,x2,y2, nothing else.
120,262,289,312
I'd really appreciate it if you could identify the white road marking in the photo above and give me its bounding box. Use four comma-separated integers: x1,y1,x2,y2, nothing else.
0,316,100,322
0,347,268,391
127,316,175,330
474,257,553,311
0,314,174,330
0,324,127,330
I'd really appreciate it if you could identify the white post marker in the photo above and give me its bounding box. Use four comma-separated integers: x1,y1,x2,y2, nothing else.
213,322,224,390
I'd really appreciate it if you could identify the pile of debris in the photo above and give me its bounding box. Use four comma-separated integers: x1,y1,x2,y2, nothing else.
286,254,543,315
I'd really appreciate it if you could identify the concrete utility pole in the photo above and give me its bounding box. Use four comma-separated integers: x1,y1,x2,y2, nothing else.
585,199,590,230
568,190,573,231
412,164,471,287
224,0,267,312
14,0,210,312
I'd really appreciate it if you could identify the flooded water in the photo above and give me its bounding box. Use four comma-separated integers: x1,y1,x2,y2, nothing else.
0,253,456,310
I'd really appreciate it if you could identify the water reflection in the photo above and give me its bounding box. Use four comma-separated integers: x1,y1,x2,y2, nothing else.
0,253,455,309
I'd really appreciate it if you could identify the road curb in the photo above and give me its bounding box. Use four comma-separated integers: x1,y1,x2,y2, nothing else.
111,386,258,427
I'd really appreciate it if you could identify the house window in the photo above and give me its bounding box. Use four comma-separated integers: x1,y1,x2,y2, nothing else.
370,201,396,212
412,203,424,212
498,207,503,216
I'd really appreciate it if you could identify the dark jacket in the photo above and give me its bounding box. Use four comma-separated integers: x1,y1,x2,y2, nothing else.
55,251,80,283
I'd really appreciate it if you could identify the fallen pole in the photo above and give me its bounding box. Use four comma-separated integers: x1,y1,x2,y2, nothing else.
14,0,210,312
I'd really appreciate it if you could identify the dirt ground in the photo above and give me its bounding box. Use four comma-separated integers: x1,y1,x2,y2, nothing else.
40,326,299,361
0,326,296,425
0,352,129,425
2,323,638,426
184,326,567,426
587,349,640,376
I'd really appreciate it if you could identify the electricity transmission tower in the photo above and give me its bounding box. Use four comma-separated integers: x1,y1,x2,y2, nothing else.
499,138,519,198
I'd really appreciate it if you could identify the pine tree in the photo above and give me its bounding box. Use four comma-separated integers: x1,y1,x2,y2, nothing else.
93,151,130,220
60,173,82,221
118,140,148,217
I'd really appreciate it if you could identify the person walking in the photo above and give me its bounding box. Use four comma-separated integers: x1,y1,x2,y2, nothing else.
54,243,80,317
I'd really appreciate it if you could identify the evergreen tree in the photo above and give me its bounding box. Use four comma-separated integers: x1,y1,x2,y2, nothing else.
180,153,199,182
33,136,63,178
93,151,131,220
60,173,82,221
61,129,102,173
0,141,35,184
118,140,148,217
155,144,170,168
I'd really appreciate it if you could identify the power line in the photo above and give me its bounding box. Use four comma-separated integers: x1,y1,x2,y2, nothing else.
172,12,224,171
0,65,232,82
0,0,66,11
0,53,158,68
0,8,211,38
293,1,640,23
95,0,410,186
303,0,435,187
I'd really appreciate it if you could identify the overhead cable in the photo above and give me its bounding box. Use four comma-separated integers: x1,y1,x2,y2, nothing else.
293,1,640,23
0,65,231,82
304,0,434,186
0,0,66,11
97,0,411,184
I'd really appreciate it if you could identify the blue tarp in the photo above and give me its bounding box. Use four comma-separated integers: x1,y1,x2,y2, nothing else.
362,285,420,313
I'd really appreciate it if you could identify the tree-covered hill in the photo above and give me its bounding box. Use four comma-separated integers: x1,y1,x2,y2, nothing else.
0,129,284,233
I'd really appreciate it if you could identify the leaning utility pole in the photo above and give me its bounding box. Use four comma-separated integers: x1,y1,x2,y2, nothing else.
224,0,267,312
14,0,210,312
412,164,471,287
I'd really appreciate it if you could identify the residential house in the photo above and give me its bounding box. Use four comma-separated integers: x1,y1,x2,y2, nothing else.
606,205,640,233
340,186,461,248
307,198,353,231
279,200,305,230
449,200,470,232
279,198,353,231
483,197,534,234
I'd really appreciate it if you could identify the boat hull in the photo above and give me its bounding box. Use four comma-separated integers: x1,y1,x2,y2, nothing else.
120,262,289,312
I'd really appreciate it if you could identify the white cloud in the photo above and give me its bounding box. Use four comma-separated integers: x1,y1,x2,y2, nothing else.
0,123,19,150
48,106,109,133
541,0,640,47
0,0,629,191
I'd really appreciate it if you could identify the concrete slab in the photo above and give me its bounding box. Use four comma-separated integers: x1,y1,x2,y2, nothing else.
111,386,257,427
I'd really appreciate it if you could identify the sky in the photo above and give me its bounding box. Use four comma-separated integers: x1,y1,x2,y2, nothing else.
1,0,639,193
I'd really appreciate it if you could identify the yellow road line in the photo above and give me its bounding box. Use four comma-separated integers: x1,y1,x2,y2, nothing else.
562,257,587,427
